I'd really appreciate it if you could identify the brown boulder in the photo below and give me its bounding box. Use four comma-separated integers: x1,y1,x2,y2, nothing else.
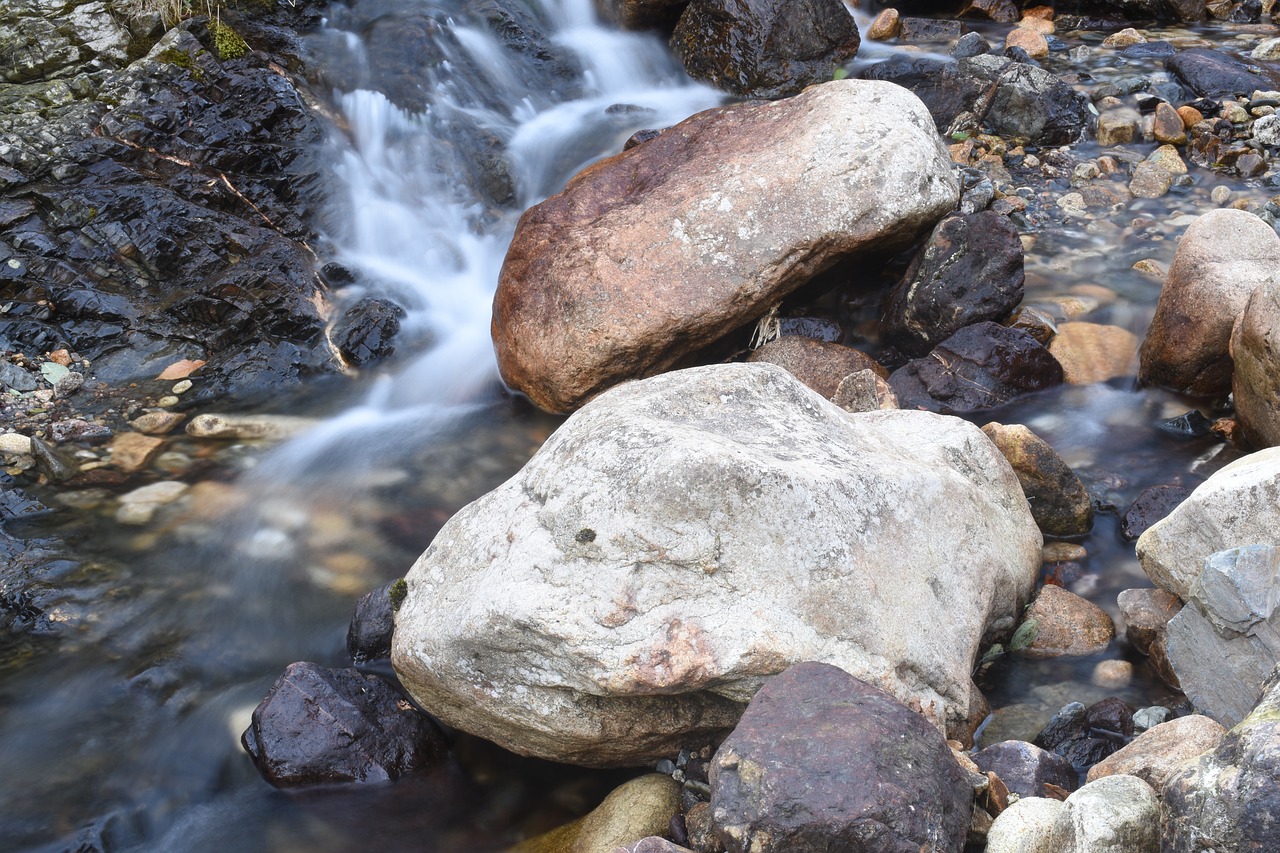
1231,281,1280,448
1086,715,1226,788
981,422,1093,537
1048,322,1139,385
1139,209,1280,397
1117,587,1182,656
493,80,958,413
745,337,885,400
1018,585,1115,658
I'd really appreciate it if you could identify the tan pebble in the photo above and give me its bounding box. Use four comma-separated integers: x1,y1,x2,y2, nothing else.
867,8,900,40
1043,542,1087,562
48,349,73,366
1048,322,1139,385
1223,101,1250,123
130,410,187,435
172,380,193,394
1097,109,1139,146
323,551,374,576
1210,185,1232,205
1005,27,1048,58
1147,144,1187,174
1092,659,1134,688
1130,161,1173,198
1018,16,1054,34
1177,105,1204,128
1020,585,1115,658
1069,284,1118,304
108,432,165,473
1132,258,1165,278
1103,27,1146,47
1022,4,1054,17
1153,103,1187,144
157,396,179,408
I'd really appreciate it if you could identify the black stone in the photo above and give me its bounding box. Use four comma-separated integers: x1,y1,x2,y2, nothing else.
972,739,1078,797
241,661,448,786
880,211,1025,357
331,297,406,365
1087,696,1135,739
1121,484,1191,541
888,322,1064,414
1034,701,1120,774
709,661,970,852
953,32,991,58
1167,48,1280,100
778,316,843,343
347,581,397,665
1157,409,1214,437
670,0,860,99
1124,41,1176,59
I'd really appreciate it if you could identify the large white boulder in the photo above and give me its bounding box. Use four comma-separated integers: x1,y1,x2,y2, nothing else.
392,364,1043,766
1137,448,1280,601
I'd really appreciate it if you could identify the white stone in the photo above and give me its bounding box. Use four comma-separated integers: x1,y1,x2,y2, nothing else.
1046,774,1160,852
1254,114,1280,147
116,480,190,525
0,433,33,456
392,363,1043,766
185,413,315,441
1137,448,1280,600
987,797,1067,853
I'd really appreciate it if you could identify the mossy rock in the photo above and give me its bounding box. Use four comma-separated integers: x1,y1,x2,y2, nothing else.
210,19,249,59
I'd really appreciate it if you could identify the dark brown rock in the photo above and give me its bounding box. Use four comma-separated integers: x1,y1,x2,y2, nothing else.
1139,209,1280,398
1088,697,1136,739
898,17,964,42
347,580,398,664
981,422,1093,537
1167,48,1280,99
972,740,1078,799
960,0,1020,21
889,322,1064,414
241,662,447,786
1117,587,1183,656
492,81,958,413
670,0,859,99
880,211,1025,357
1121,485,1190,541
709,661,971,853
746,337,885,399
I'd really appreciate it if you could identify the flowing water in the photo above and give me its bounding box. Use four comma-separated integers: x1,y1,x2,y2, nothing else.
2,2,1278,850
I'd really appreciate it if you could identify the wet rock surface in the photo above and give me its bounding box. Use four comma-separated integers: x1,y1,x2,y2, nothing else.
1120,484,1189,541
981,422,1093,537
0,2,342,404
880,211,1025,357
972,739,1078,798
889,322,1064,414
670,0,860,99
744,337,884,400
241,661,449,786
708,662,971,853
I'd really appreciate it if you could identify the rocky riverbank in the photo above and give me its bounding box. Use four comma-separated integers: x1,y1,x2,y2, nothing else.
6,0,1280,850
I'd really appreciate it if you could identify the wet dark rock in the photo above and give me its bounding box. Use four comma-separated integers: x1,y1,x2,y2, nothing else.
348,580,397,665
881,211,1025,357
1089,696,1136,739
898,17,965,42
953,31,992,58
30,437,77,483
0,360,38,392
861,53,1089,146
972,739,1078,798
1034,701,1121,772
241,661,448,786
331,297,406,366
777,316,842,343
709,661,971,852
960,0,1020,22
0,10,341,405
888,322,1064,414
1167,48,1280,99
1121,484,1190,541
670,0,860,99
0,472,52,522
980,422,1093,537
49,418,112,444
1162,669,1280,851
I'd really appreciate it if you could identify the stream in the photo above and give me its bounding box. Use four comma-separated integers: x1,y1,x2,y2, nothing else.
1,0,1276,850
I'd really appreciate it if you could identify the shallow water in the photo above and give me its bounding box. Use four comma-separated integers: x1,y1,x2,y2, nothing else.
2,2,1279,850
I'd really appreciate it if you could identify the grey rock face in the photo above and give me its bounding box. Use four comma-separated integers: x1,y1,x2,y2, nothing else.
709,662,971,853
1137,447,1280,601
392,363,1042,766
1162,669,1280,851
1167,545,1280,727
1046,775,1160,853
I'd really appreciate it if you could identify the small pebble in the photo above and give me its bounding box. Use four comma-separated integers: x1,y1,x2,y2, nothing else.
0,433,33,456
1092,659,1134,689
1211,185,1232,205
157,396,180,407
1043,542,1087,562
1133,706,1171,732
172,380,193,395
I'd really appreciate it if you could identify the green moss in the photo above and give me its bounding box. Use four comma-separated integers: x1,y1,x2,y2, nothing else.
388,578,408,612
210,19,249,60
